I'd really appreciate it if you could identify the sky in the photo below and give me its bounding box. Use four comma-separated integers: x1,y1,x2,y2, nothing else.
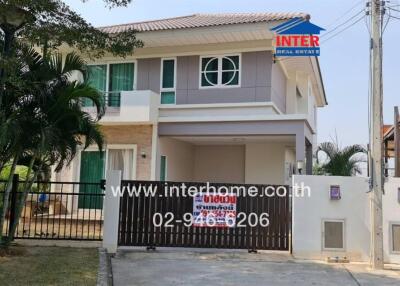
64,0,400,147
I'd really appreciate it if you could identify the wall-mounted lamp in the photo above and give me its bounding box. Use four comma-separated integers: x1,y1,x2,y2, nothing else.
141,151,147,159
297,160,304,174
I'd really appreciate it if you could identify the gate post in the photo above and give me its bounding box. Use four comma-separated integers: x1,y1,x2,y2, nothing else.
103,170,122,254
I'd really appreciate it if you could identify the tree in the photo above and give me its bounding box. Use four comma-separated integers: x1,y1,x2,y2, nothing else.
0,0,142,244
0,0,145,245
315,142,366,176
0,48,105,244
1,0,143,59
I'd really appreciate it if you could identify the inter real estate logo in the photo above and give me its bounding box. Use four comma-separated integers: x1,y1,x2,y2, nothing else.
270,17,325,57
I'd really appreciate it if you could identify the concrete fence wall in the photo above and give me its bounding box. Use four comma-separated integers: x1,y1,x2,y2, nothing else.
292,175,400,264
383,178,400,264
101,172,400,263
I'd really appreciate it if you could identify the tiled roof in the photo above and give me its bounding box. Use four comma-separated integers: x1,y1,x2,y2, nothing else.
99,12,309,33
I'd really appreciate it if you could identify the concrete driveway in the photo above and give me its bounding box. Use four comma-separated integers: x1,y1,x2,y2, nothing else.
111,248,400,286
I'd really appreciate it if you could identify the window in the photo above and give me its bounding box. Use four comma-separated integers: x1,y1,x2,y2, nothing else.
200,55,240,88
322,219,345,250
161,58,176,104
109,63,135,107
160,156,167,181
83,65,107,107
84,62,135,107
391,223,400,253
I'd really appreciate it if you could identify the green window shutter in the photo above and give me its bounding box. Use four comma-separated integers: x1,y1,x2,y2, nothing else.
160,156,167,181
109,63,135,107
85,65,107,106
162,60,175,89
161,91,176,104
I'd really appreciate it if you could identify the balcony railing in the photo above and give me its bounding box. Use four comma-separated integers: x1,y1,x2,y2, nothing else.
82,91,121,108
82,90,160,124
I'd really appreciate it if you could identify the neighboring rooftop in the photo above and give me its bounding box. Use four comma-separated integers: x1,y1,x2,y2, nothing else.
99,12,309,33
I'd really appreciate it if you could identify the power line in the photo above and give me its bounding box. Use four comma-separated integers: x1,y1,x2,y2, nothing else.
325,0,366,28
382,6,391,33
321,9,366,39
388,14,400,19
321,15,366,44
388,6,400,12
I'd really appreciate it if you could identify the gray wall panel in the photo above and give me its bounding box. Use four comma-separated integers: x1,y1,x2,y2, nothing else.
137,58,160,93
176,51,276,105
137,52,287,111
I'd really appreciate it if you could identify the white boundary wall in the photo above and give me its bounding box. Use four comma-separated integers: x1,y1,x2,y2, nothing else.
383,178,400,264
292,175,370,262
292,175,400,264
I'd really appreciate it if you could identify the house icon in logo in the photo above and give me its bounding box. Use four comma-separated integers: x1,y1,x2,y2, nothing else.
270,17,325,57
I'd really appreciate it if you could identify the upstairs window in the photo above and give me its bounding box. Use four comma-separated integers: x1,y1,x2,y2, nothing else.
84,62,135,107
160,58,176,104
108,63,135,107
84,65,107,107
200,55,240,88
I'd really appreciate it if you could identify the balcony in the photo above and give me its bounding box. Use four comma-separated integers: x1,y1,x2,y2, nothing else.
82,90,159,124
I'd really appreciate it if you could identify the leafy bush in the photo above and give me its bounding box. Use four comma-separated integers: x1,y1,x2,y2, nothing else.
0,165,30,181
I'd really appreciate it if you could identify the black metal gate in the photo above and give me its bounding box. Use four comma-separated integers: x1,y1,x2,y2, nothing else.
118,180,291,251
1,175,105,241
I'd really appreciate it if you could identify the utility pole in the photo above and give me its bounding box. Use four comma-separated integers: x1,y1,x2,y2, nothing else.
369,0,384,269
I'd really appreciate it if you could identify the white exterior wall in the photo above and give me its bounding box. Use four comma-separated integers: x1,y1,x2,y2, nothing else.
292,175,400,264
383,178,400,264
292,175,371,262
245,143,286,185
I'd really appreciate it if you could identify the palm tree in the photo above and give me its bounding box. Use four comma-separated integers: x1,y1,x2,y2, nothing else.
0,47,105,244
315,142,366,176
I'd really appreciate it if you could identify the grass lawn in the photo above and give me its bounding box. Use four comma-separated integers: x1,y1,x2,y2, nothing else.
0,245,98,286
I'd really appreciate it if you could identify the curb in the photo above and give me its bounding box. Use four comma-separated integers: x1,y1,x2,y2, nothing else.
97,247,113,286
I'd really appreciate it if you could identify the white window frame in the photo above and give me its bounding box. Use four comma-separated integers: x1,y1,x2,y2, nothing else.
321,219,346,251
160,57,177,105
75,144,137,182
389,221,400,254
87,60,137,94
199,54,241,89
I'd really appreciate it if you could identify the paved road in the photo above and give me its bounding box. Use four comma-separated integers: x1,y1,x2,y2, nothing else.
112,248,400,286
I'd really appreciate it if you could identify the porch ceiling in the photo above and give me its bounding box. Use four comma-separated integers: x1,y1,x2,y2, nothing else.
171,135,295,145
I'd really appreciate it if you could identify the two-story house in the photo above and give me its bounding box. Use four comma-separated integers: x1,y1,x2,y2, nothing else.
55,13,327,197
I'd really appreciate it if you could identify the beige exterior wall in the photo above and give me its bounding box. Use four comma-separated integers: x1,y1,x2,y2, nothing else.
158,137,195,181
157,139,246,184
100,125,153,180
245,143,286,185
193,146,245,184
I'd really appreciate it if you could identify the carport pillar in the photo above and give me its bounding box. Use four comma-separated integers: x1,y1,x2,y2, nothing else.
103,170,122,254
306,143,313,175
295,134,306,174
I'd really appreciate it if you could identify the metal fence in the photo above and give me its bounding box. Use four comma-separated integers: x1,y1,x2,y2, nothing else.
118,180,291,251
1,175,105,241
